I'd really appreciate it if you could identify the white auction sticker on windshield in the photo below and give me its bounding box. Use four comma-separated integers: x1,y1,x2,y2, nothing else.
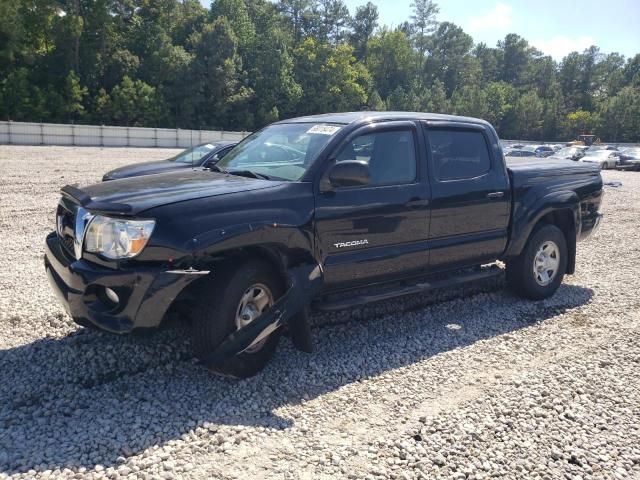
307,124,341,135
205,144,215,149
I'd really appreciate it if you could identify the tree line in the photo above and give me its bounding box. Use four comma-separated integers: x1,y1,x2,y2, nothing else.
1,0,639,141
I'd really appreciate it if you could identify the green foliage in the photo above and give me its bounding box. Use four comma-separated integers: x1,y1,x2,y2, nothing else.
0,0,637,141
425,22,476,96
63,71,87,119
483,81,516,131
350,2,378,60
451,85,488,119
596,87,640,142
367,89,385,110
563,110,595,139
293,38,369,113
515,91,544,140
410,0,439,64
0,0,25,71
0,68,49,120
101,76,167,126
365,28,416,98
211,0,255,51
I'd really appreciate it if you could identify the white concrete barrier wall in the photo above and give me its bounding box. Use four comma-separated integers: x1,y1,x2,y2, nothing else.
2,121,637,149
0,121,249,148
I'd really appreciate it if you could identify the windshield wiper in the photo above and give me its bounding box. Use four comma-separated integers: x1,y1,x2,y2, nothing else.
209,165,273,180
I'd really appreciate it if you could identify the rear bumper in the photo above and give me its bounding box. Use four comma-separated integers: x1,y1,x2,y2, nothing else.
44,232,199,334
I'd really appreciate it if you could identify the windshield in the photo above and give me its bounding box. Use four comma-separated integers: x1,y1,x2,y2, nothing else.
172,144,216,164
216,123,342,181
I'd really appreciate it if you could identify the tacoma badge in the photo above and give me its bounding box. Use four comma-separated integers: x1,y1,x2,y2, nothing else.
334,239,369,248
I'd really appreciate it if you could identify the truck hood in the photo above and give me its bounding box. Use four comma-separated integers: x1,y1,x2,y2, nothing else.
68,170,283,215
102,160,195,181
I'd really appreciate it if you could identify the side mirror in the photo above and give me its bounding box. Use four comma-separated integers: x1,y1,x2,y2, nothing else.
203,154,220,168
326,160,370,188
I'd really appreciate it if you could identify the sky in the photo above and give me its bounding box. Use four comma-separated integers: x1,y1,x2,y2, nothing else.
200,0,640,60
345,0,640,60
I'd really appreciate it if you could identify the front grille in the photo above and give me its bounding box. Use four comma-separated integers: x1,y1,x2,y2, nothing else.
56,202,76,258
61,235,75,254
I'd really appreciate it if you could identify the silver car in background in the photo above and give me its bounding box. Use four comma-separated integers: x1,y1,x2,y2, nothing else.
580,149,620,170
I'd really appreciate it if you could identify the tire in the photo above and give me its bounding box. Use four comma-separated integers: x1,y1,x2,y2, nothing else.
191,259,285,378
506,224,568,300
600,162,607,170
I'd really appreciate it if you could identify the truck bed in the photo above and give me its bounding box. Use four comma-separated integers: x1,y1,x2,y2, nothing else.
504,155,603,261
505,157,600,176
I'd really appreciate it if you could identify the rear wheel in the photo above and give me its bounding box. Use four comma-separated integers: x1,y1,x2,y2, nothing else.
506,224,567,300
191,260,284,378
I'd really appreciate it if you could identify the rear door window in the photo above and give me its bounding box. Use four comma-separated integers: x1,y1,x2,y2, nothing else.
428,129,491,181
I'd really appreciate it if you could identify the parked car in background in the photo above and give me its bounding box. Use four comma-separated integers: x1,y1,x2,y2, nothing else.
580,149,620,169
102,141,238,181
617,147,640,171
504,149,537,158
533,145,555,157
551,146,588,161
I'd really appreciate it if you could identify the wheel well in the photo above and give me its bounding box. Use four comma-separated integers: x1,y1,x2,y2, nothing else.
161,246,290,328
537,210,576,274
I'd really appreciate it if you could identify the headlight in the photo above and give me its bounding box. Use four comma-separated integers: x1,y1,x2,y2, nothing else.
84,215,155,259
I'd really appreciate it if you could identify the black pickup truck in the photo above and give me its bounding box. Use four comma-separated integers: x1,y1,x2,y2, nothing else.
44,112,604,377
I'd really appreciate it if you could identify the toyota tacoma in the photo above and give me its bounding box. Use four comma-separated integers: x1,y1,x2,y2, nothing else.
44,112,604,377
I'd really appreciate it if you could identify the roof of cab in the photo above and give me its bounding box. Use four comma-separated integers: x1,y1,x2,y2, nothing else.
275,111,491,127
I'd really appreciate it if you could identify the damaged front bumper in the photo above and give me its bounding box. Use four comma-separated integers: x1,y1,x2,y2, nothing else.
44,232,200,333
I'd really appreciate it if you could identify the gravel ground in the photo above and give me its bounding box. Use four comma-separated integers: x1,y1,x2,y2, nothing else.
0,145,638,480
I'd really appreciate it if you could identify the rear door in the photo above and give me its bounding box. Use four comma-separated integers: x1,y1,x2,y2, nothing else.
315,121,431,290
423,122,510,270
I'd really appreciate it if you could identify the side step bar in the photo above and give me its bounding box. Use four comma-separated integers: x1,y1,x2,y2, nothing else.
313,266,503,312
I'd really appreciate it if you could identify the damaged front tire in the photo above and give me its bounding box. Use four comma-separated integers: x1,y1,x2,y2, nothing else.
191,260,285,378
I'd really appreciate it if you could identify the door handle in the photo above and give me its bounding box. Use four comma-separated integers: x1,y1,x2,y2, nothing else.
405,198,429,209
487,192,505,199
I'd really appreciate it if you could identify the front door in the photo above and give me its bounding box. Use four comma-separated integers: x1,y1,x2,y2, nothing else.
314,121,431,290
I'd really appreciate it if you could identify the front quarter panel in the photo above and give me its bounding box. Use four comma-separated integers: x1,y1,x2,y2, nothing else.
134,182,317,269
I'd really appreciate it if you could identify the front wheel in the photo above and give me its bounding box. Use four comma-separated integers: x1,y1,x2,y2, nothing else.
506,224,568,300
191,260,284,378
